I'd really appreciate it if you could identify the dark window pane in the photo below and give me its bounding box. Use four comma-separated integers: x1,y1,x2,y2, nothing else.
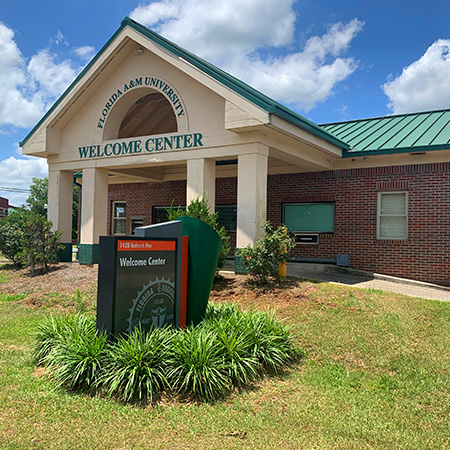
153,206,185,224
216,205,237,232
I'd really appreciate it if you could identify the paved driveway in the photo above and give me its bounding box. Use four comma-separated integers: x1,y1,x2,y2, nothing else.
287,263,450,302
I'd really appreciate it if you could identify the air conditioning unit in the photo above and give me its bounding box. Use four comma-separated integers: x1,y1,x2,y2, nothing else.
294,233,319,244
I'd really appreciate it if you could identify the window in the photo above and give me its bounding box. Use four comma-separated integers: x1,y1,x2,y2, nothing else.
153,205,185,224
283,203,334,233
377,192,408,239
130,216,146,235
216,205,237,232
112,202,126,235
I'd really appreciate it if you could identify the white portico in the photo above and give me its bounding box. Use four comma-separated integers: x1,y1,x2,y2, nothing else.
21,17,346,264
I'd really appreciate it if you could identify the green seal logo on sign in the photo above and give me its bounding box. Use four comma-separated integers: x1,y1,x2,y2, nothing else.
127,277,175,332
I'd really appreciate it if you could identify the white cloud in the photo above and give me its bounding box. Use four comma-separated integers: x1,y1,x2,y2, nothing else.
74,45,95,61
0,156,47,206
0,22,87,131
130,1,363,111
0,23,45,128
132,0,295,63
228,19,363,111
50,30,69,47
28,49,79,98
383,39,450,114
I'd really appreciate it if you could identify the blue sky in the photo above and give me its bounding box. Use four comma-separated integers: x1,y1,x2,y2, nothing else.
1,0,450,205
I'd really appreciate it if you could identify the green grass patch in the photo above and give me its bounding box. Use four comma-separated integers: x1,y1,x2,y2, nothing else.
0,281,449,449
0,269,12,283
0,292,27,302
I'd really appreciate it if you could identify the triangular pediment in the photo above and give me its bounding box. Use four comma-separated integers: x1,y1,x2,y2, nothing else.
21,17,346,158
20,19,276,157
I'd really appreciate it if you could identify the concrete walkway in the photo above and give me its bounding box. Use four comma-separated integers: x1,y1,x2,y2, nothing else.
223,261,450,302
285,262,450,302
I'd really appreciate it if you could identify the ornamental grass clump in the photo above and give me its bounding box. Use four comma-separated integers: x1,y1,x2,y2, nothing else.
34,313,80,365
34,304,300,403
100,327,172,402
201,304,260,386
37,313,107,390
166,326,230,402
243,310,298,374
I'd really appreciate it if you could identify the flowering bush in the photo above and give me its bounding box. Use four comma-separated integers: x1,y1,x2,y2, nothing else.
236,222,295,285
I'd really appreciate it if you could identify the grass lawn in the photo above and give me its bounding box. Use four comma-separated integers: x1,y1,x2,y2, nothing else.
0,265,449,449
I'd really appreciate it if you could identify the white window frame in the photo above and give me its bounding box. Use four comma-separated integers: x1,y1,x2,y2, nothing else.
112,201,127,235
377,191,408,240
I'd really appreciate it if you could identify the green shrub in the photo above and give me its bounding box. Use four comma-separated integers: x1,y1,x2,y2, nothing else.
39,313,106,390
0,208,61,274
236,222,295,285
100,327,172,402
166,196,230,271
0,211,27,268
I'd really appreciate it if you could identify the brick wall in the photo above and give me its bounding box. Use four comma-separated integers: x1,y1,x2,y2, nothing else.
107,162,450,285
108,180,187,233
266,163,450,286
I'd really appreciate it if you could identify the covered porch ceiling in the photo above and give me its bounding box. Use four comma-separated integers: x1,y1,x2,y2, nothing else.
99,154,337,185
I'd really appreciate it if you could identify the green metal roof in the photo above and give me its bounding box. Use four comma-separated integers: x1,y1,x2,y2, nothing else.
320,109,450,157
20,17,348,151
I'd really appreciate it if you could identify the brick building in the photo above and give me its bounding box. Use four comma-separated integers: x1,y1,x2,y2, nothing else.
21,18,450,285
0,197,13,218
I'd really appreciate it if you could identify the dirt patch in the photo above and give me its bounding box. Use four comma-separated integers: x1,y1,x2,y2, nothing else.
0,263,98,305
210,273,318,311
1,263,318,314
0,341,28,352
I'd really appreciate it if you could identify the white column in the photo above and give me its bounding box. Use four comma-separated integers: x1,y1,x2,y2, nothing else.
47,169,73,244
236,145,269,248
186,158,216,211
80,168,108,245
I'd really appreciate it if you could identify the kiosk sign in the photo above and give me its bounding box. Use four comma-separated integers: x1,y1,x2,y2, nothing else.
97,235,182,336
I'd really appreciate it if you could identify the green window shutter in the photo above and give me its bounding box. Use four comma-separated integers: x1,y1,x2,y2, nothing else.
284,203,334,233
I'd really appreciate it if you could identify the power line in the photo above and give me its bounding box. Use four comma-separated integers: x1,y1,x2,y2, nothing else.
0,186,31,193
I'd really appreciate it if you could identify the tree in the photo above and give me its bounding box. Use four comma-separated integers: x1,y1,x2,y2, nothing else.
25,177,48,216
72,184,80,241
23,212,62,275
0,209,27,267
24,177,80,241
0,209,61,273
166,196,231,271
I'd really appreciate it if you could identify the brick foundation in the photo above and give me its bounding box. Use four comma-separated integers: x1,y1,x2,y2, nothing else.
107,162,450,286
